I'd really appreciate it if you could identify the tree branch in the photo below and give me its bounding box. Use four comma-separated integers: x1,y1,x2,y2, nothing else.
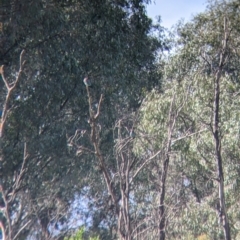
0,49,26,137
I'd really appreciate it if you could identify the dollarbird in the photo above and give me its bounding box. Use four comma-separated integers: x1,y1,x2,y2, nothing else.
83,77,92,87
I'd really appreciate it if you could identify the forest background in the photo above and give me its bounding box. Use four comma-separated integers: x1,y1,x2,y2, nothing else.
0,0,240,240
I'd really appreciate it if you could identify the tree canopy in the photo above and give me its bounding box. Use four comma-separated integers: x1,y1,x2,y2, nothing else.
1,0,240,240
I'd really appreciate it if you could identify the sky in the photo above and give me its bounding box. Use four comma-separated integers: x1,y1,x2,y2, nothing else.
146,0,208,29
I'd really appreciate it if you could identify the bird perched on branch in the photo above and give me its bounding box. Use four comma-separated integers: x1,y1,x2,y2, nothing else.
83,76,92,87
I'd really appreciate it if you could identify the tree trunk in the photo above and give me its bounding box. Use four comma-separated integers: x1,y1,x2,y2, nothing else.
213,68,231,240
159,155,169,240
158,96,176,240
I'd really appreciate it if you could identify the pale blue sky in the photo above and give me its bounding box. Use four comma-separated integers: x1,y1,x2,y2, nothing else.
146,0,208,28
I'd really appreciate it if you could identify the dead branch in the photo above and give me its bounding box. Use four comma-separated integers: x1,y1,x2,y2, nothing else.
0,49,26,137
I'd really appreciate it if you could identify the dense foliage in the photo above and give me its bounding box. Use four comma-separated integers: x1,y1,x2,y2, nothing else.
1,0,240,240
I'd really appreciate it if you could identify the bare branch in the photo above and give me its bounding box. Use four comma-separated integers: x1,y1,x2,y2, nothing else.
0,184,12,239
12,220,31,240
131,149,162,183
0,49,26,138
9,142,29,203
172,128,207,144
94,94,103,119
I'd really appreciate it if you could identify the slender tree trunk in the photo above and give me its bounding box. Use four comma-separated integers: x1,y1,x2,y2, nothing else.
211,17,231,239
213,70,231,240
159,154,169,240
40,215,50,240
158,96,176,240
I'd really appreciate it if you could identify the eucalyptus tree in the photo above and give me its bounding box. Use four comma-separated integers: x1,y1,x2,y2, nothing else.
143,0,240,239
69,74,164,240
132,1,240,239
133,76,205,240
0,0,163,239
174,1,240,239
